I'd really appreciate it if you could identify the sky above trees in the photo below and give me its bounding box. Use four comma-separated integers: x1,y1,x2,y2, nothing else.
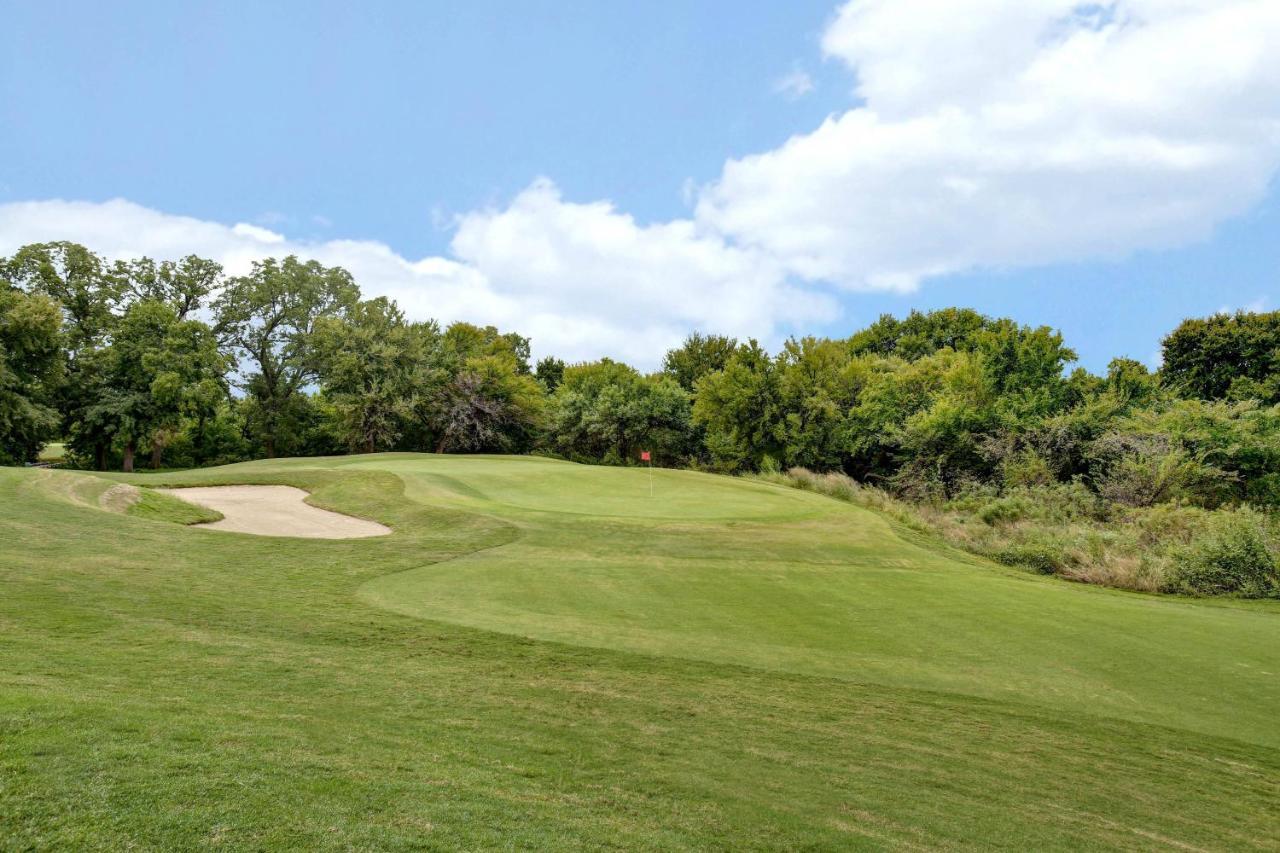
2,0,1278,369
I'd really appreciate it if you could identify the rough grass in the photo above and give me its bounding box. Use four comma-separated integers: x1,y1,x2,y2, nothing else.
2,454,1279,850
765,467,1280,596
126,487,224,525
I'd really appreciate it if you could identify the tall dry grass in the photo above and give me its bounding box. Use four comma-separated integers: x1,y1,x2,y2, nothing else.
757,467,1279,596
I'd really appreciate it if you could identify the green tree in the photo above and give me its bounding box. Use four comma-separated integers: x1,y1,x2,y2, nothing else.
428,354,545,453
534,356,566,392
692,340,782,471
662,332,738,392
0,287,64,463
215,256,359,457
441,322,532,374
552,360,692,465
3,242,122,348
848,308,993,361
310,297,433,453
115,255,223,320
774,337,864,471
1105,357,1160,404
90,300,227,472
4,242,125,468
1162,310,1280,403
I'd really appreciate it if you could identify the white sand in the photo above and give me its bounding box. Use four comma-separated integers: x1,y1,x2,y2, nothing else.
158,485,391,539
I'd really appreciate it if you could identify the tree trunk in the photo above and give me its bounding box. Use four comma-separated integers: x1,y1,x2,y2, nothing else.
151,443,163,469
194,414,207,465
122,440,135,473
265,435,276,459
435,436,447,454
365,436,375,454
94,442,106,471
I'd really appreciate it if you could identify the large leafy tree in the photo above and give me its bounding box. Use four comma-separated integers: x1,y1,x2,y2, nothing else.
662,332,738,392
551,359,692,464
534,356,566,392
428,354,545,454
114,255,223,320
89,300,227,472
0,286,64,463
1162,310,1280,403
3,242,122,347
691,340,783,471
215,256,359,457
773,337,865,471
441,322,533,374
848,308,993,361
3,242,125,468
310,297,434,453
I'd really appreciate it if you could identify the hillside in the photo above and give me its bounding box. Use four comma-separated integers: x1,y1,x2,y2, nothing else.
2,454,1278,849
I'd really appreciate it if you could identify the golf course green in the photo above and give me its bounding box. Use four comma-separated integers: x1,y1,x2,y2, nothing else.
3,453,1278,849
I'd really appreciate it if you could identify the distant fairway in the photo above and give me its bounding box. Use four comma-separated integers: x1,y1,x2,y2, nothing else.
3,454,1278,849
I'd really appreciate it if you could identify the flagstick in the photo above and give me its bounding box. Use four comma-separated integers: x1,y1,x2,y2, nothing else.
649,457,653,497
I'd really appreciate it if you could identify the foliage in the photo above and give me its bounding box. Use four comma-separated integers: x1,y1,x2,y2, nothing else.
662,331,738,391
428,354,545,453
214,255,359,457
0,287,63,463
1166,508,1279,598
1162,310,1280,403
691,339,782,471
86,300,228,471
534,355,566,392
551,359,692,464
310,297,432,453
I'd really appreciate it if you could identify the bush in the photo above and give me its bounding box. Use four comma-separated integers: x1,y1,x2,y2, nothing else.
1166,509,1279,598
992,543,1065,575
976,496,1030,526
1003,449,1054,488
1089,432,1234,508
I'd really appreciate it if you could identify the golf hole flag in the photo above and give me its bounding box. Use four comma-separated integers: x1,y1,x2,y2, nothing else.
640,450,651,461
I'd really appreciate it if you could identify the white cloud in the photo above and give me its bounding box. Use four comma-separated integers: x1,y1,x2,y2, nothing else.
773,67,815,99
4,1,1280,362
698,0,1280,290
0,191,836,368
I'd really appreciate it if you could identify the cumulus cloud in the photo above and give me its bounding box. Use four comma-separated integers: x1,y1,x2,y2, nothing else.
697,0,1280,290
0,190,835,367
4,1,1280,361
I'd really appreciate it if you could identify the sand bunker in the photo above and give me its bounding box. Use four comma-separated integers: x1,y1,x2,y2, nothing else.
158,485,390,539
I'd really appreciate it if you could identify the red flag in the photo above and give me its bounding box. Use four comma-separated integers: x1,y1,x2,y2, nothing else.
640,450,651,462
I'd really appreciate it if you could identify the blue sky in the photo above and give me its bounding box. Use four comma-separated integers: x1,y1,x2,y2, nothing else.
2,0,1277,370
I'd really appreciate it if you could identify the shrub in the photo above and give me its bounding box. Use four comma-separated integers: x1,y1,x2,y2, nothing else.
992,543,1065,575
1166,509,1279,598
1089,432,1234,508
976,496,1030,526
1003,449,1054,488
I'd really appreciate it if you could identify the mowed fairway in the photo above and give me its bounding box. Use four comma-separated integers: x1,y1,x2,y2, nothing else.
2,455,1278,849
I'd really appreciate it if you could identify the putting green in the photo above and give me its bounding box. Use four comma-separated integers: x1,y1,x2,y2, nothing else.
4,454,1279,849
354,455,1280,749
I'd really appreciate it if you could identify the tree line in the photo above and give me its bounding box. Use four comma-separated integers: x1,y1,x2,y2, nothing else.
2,241,1278,518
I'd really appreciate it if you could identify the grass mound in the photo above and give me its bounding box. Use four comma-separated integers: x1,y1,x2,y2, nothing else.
127,487,224,525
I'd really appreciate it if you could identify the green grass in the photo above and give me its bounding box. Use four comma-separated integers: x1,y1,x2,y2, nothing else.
126,487,224,525
2,455,1278,849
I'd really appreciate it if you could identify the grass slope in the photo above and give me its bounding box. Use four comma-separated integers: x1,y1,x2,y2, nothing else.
2,455,1278,850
